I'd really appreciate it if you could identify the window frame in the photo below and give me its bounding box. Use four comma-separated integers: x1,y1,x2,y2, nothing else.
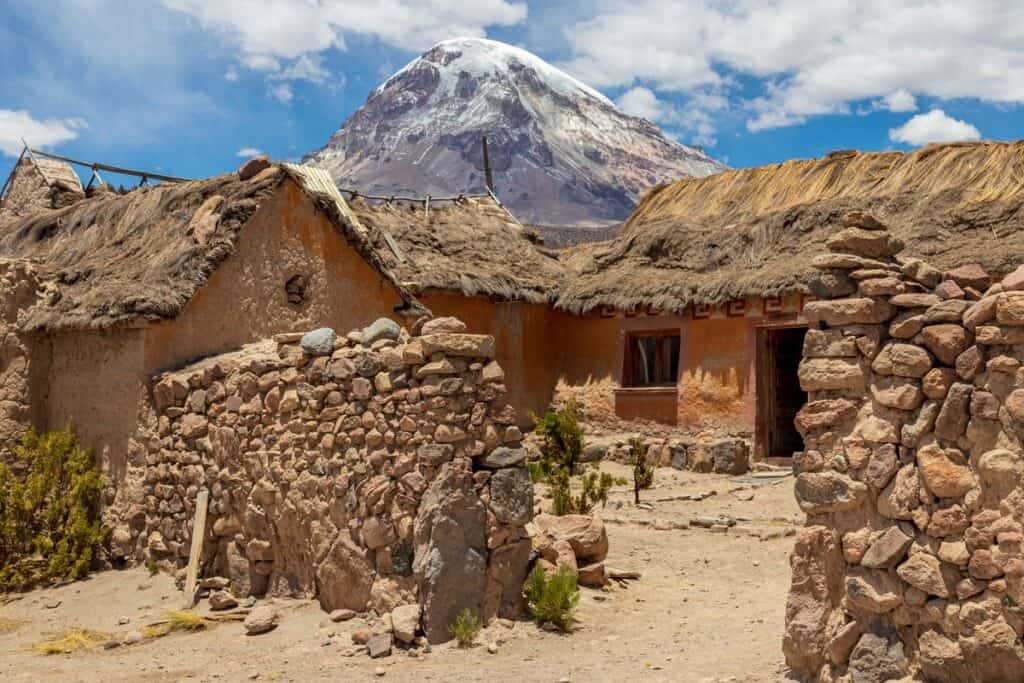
622,329,681,388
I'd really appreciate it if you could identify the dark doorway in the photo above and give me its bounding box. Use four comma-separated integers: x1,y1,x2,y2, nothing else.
756,325,807,459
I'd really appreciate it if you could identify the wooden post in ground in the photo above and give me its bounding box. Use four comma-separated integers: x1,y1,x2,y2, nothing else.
182,489,210,609
481,136,494,194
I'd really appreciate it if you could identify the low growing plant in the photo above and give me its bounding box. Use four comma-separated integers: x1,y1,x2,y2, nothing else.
0,427,106,592
448,607,481,647
524,564,580,632
629,437,655,504
532,400,612,515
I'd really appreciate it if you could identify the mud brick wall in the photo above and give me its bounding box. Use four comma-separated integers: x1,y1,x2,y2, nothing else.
784,211,1024,682
0,259,42,462
105,318,533,643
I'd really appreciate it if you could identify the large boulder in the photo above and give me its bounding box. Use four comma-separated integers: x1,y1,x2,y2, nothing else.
482,538,531,620
533,514,609,564
488,468,533,526
783,526,846,675
316,532,374,612
413,462,487,644
711,438,750,474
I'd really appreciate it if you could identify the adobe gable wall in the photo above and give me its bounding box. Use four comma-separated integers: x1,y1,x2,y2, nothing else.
104,320,532,643
784,212,1024,681
36,179,409,478
0,259,43,462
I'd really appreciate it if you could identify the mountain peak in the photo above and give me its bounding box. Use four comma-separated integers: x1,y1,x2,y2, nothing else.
307,38,726,225
379,36,615,107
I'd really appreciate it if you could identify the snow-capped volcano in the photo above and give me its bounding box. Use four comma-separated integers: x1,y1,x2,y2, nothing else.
306,37,726,225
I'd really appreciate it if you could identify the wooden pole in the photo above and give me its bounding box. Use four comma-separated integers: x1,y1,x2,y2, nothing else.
182,489,209,608
481,136,494,194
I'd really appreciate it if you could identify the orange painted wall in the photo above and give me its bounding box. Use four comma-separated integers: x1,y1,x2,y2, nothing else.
676,315,754,431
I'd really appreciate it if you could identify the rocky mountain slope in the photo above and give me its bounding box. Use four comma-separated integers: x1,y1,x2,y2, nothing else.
305,37,726,226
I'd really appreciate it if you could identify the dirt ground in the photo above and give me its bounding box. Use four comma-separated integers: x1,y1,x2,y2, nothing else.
0,463,802,683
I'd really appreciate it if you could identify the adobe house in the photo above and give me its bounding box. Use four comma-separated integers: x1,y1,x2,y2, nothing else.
552,140,1024,459
5,140,1024,475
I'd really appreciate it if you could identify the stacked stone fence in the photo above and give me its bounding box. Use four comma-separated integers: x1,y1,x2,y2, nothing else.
105,316,533,643
784,211,1024,681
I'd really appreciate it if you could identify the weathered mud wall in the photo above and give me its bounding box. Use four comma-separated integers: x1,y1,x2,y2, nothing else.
37,180,408,478
0,259,42,460
105,319,532,643
785,212,1024,682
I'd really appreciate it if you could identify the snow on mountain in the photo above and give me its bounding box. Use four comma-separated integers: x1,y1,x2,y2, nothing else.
305,37,727,226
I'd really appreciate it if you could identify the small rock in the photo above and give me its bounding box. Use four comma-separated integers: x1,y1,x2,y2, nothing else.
374,667,387,677
209,590,239,610
330,609,357,622
117,616,131,625
122,630,144,645
362,318,401,345
238,155,270,180
367,633,393,658
300,328,336,356
487,642,498,654
244,605,278,635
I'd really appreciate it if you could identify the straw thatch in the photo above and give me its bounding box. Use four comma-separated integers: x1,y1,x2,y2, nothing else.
348,196,565,304
0,167,425,332
557,141,1024,314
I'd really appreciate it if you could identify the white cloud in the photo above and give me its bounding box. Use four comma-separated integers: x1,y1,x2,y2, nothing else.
224,65,240,82
269,83,293,104
616,86,724,147
237,146,262,157
163,0,527,98
883,89,917,113
888,109,981,146
0,109,86,157
563,1,1024,135
616,86,663,122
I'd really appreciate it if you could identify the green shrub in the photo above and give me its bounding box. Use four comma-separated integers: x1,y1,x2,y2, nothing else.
0,427,106,592
532,400,612,516
524,564,579,631
448,607,481,647
145,559,159,576
629,437,655,504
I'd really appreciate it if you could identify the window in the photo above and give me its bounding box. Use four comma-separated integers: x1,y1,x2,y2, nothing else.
624,332,680,387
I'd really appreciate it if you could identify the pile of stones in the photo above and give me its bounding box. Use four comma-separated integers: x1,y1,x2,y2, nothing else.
106,316,533,644
784,211,1024,682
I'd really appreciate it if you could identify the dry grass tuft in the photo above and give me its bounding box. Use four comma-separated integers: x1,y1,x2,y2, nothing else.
0,616,21,634
32,628,110,655
144,609,208,638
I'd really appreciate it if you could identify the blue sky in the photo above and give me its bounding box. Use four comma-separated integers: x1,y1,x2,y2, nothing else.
2,0,1023,186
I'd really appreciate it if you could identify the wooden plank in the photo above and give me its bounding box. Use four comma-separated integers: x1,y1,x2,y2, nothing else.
182,489,210,609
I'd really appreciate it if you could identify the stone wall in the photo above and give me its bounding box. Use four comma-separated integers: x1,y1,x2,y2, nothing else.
105,316,533,643
784,211,1024,682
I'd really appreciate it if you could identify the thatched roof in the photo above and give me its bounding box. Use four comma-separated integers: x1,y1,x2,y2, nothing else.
346,195,565,304
556,141,1024,314
0,166,427,332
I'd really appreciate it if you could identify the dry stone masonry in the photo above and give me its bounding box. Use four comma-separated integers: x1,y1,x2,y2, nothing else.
784,211,1024,682
105,316,532,643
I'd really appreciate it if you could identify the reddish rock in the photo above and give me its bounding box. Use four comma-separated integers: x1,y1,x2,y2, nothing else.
803,298,895,326
826,228,903,258
238,155,271,180
871,342,933,378
917,442,974,498
955,345,984,380
997,291,1024,325
935,280,966,300
946,263,992,291
798,358,866,391
1002,264,1024,291
922,367,956,400
927,505,969,537
963,296,998,330
921,324,970,365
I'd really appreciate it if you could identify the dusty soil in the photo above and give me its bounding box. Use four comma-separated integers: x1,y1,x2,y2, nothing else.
0,463,801,683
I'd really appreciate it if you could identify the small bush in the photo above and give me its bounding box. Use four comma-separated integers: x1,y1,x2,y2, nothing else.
146,559,159,576
532,400,612,516
629,437,655,504
524,564,579,632
448,607,481,647
144,610,208,638
0,427,106,591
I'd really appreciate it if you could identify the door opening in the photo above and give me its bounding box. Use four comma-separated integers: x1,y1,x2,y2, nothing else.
756,325,807,459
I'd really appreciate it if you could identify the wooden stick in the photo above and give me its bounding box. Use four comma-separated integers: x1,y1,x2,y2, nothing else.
182,489,209,608
482,136,494,194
